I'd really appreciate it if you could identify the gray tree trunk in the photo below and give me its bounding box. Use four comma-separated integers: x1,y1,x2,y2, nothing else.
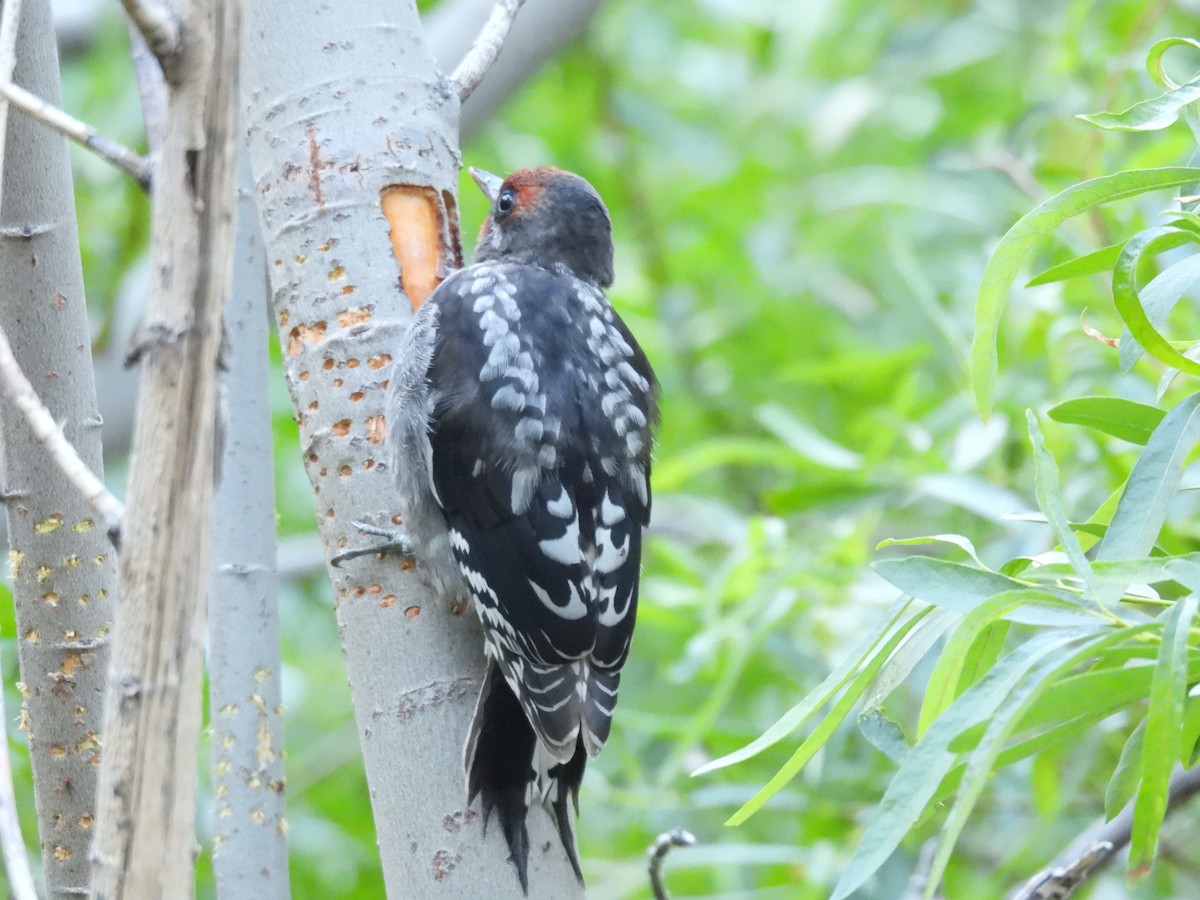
243,1,584,895
0,1,115,895
207,151,289,898
89,0,243,895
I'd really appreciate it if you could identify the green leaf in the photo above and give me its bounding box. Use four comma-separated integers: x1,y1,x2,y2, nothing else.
954,620,1010,701
831,627,1102,900
1001,512,1111,551
1113,228,1200,374
947,635,1175,753
723,607,936,825
1160,209,1200,233
1021,555,1200,599
756,403,862,470
1079,75,1200,132
919,590,1043,738
1166,556,1200,593
871,557,1096,625
1182,696,1200,767
923,629,1129,897
1131,595,1200,873
876,533,984,567
1098,392,1200,561
1119,253,1200,373
1048,397,1166,445
1022,664,1154,734
862,609,958,709
1107,718,1147,820
882,558,1102,626
1025,242,1124,286
1078,483,1133,554
1027,411,1098,597
872,558,1013,610
1146,38,1200,90
993,713,1108,769
692,600,920,777
858,709,910,764
972,167,1200,418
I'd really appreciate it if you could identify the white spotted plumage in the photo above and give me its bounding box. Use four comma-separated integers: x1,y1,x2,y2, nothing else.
386,166,656,893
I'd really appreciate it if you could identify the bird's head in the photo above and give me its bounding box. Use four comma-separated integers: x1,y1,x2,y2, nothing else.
470,166,614,288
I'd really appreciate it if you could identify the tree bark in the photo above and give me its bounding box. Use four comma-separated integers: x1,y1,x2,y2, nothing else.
0,1,116,895
207,150,289,898
89,0,243,895
243,2,583,895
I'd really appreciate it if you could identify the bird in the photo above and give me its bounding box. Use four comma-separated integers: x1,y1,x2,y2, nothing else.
386,165,657,892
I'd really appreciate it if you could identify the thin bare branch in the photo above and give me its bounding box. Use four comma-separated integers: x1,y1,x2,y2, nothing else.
119,0,183,81
0,79,152,190
1013,766,1200,900
426,0,603,139
450,0,525,101
648,828,695,900
126,23,168,156
902,838,945,900
1014,842,1114,900
0,322,124,536
0,643,38,900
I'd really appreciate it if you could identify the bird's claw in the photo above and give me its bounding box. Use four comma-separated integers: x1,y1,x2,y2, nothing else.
331,519,416,567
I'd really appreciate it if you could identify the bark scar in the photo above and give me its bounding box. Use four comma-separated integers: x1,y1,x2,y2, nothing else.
185,149,201,201
307,123,326,209
394,677,476,722
380,185,449,309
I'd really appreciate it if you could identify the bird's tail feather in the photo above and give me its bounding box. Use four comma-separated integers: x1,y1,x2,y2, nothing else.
547,744,586,882
466,661,587,893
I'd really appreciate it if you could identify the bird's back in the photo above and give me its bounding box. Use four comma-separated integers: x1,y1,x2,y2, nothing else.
386,164,656,892
424,260,655,759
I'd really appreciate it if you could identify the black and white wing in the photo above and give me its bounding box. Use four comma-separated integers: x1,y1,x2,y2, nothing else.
425,260,656,760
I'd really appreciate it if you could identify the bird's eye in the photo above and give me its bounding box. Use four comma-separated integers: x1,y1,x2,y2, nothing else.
497,189,516,214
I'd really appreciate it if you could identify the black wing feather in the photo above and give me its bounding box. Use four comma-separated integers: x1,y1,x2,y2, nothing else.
424,261,655,886
427,263,655,689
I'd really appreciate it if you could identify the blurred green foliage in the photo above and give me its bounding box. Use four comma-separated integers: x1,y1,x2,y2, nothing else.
6,0,1200,898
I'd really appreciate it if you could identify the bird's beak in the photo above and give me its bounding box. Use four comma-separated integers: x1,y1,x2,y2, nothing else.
469,167,504,203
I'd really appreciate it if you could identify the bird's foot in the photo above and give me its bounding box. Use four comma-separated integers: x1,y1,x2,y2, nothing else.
331,519,415,567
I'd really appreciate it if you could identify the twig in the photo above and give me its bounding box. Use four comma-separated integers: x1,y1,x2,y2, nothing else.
647,828,695,900
1013,766,1200,900
1014,842,1114,900
902,838,945,900
0,642,38,900
979,148,1048,203
450,0,525,102
119,0,183,82
0,80,152,191
0,323,125,538
425,0,602,139
125,22,168,156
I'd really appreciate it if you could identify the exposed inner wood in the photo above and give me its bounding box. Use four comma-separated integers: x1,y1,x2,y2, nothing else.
381,184,446,310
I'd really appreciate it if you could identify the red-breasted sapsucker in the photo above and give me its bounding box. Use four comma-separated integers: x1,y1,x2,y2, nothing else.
387,166,657,892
